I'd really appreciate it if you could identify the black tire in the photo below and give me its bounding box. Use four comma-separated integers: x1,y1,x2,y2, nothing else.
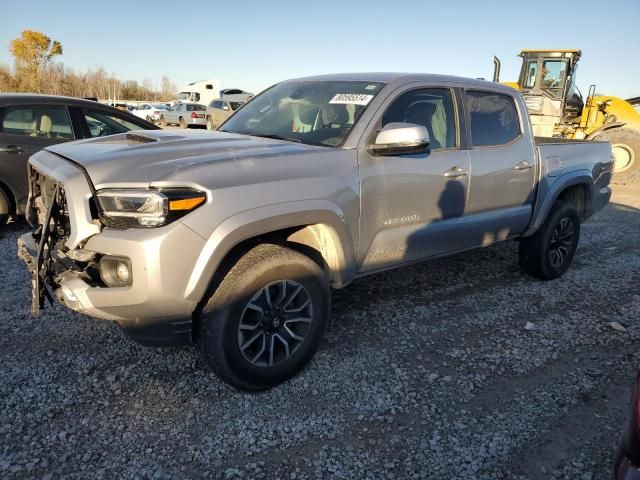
596,128,640,184
159,115,166,127
179,117,187,129
519,202,580,280
196,244,331,391
0,188,10,226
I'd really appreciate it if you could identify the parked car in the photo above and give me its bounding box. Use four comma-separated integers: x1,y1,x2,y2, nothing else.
0,94,159,225
220,88,254,103
615,369,640,479
17,73,612,390
159,102,207,128
132,104,168,122
206,99,245,130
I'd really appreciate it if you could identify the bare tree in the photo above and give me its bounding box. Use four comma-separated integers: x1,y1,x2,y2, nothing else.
160,76,177,102
5,31,178,102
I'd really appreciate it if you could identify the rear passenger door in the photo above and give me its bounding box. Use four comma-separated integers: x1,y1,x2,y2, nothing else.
0,105,75,210
463,90,536,248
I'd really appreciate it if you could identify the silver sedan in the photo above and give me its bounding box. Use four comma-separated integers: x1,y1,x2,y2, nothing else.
159,103,207,128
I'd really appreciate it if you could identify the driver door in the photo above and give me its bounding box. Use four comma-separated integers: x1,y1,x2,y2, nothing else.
357,86,471,273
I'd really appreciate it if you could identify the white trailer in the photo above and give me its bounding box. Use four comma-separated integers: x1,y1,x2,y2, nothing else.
177,79,220,106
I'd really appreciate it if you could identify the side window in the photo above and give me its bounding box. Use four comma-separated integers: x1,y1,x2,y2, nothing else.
82,110,143,137
381,88,457,149
465,91,521,147
212,101,223,109
523,61,538,89
0,105,73,139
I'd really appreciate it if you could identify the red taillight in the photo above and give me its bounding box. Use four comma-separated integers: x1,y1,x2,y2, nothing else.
191,112,198,119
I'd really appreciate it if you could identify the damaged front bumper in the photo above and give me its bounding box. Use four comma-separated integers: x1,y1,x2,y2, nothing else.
17,153,207,347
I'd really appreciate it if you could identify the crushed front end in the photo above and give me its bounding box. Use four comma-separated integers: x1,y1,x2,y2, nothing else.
17,150,206,346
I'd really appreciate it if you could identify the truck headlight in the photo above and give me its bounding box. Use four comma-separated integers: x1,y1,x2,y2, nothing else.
96,188,206,228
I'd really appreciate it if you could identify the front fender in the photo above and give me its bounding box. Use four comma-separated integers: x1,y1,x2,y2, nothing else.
183,200,357,303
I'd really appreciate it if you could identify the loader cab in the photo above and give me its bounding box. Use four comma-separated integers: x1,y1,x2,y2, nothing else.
517,50,583,136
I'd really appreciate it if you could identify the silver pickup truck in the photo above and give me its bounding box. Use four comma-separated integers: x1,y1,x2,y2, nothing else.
17,73,612,390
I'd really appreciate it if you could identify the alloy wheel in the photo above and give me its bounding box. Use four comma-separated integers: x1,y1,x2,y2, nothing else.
548,217,575,268
238,280,313,367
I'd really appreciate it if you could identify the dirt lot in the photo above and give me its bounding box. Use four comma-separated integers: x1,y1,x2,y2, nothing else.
1,184,639,479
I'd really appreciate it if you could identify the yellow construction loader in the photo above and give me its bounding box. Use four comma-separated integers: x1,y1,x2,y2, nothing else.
494,49,640,182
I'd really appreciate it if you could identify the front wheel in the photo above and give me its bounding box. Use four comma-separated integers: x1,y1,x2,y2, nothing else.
179,117,187,129
159,116,166,127
519,202,580,280
196,244,331,391
206,117,215,131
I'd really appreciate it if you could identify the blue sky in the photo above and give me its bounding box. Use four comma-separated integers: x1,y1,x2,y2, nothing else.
1,0,639,98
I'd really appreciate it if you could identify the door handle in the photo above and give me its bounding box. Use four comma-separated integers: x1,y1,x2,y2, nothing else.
0,145,24,154
444,166,468,178
514,160,533,171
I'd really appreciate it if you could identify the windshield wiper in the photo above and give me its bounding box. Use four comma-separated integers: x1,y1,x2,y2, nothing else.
250,133,303,143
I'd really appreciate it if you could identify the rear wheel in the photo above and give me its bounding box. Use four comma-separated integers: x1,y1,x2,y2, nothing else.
196,244,331,391
519,202,580,280
597,128,640,183
159,115,166,127
179,117,187,129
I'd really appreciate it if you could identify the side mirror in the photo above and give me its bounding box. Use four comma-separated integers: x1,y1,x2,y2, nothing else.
368,122,430,156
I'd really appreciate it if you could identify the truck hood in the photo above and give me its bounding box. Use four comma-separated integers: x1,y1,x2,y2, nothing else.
45,129,322,187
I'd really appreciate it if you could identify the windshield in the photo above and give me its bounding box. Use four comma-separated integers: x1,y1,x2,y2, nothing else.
219,80,385,147
540,60,567,98
522,59,568,99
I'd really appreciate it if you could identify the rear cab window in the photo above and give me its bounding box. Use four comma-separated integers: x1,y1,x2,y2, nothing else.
464,90,521,147
0,105,74,139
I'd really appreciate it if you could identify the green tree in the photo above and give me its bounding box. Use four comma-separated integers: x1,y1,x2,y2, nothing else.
9,30,63,92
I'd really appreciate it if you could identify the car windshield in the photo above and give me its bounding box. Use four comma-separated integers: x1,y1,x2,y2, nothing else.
219,80,385,147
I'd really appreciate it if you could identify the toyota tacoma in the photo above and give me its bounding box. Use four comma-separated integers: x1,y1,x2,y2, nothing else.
17,73,613,390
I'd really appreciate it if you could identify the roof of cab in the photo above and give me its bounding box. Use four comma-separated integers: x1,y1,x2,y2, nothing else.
283,72,516,94
520,49,581,54
0,93,108,107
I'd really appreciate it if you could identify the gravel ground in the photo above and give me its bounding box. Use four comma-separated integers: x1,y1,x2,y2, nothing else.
1,184,639,479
